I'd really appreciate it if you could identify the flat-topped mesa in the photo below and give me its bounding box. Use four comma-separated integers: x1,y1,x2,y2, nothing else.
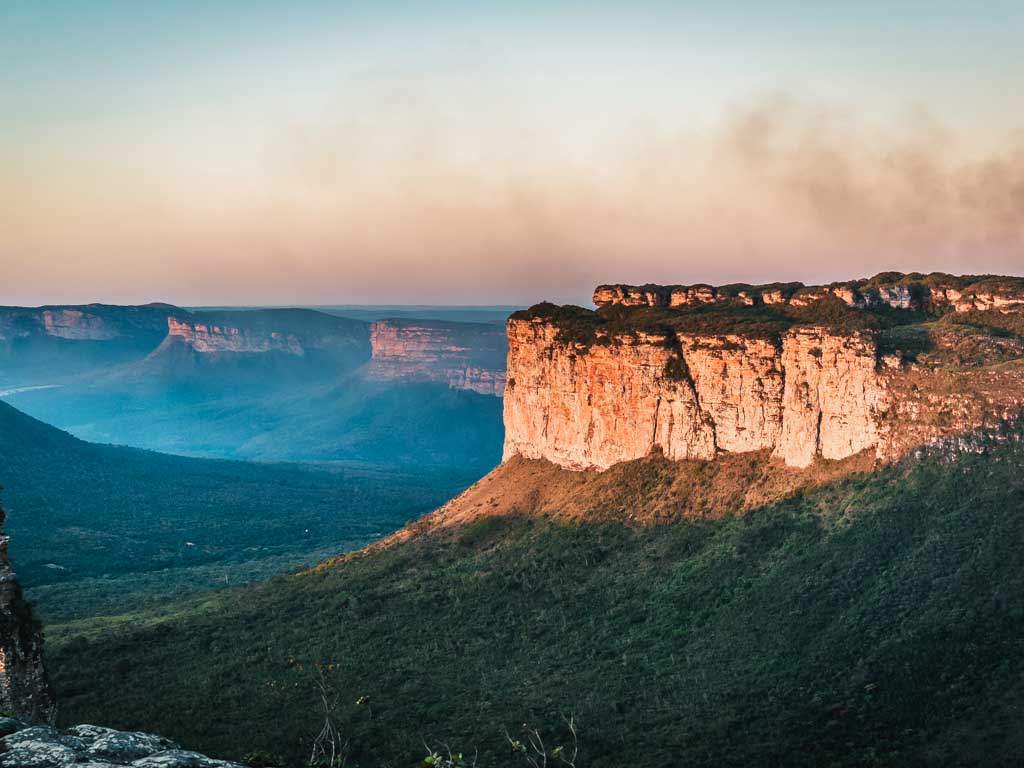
0,304,180,344
367,319,507,397
0,308,130,342
593,272,1024,314
166,317,305,355
504,273,1024,471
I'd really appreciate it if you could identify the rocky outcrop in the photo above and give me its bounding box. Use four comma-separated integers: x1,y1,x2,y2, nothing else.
0,503,54,724
593,273,1024,314
0,722,246,767
366,319,507,396
504,275,1024,471
39,310,118,341
165,318,305,355
503,320,889,469
772,329,884,468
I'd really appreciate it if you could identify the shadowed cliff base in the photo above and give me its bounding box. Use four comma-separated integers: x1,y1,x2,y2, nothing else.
356,448,878,554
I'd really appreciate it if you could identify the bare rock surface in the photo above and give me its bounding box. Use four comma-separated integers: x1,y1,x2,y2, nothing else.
504,274,1024,471
366,318,507,396
0,721,246,768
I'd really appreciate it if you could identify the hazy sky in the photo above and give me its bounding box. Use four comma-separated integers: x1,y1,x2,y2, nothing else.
3,1,1023,306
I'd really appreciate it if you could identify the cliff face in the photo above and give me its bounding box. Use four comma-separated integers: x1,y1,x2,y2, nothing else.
367,319,507,396
0,505,54,723
593,273,1024,314
0,309,116,342
166,317,305,355
151,310,372,372
0,305,175,343
504,320,888,469
504,274,1024,471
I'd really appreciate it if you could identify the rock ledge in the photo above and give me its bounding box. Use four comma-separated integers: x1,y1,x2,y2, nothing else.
0,721,247,768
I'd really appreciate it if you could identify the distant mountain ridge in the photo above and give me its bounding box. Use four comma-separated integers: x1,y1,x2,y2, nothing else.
0,303,507,471
0,303,510,397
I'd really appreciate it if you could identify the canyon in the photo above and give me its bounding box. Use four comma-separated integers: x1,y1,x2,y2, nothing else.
0,304,509,398
504,272,1024,470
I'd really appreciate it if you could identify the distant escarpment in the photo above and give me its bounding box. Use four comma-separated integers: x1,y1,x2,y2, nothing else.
159,309,370,359
504,272,1024,470
366,319,507,396
0,304,175,344
166,316,304,355
126,309,374,387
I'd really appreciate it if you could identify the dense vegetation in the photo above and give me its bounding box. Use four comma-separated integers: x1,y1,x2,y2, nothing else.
50,433,1024,767
0,402,475,625
515,295,926,347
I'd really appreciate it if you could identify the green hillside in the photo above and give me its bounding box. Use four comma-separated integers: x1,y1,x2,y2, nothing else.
12,377,505,471
49,426,1024,767
0,401,473,624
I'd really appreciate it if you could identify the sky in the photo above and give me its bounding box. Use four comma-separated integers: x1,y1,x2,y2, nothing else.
2,1,1023,306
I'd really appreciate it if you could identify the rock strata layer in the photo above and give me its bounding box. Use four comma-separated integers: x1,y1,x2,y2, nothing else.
593,273,1024,314
166,318,305,355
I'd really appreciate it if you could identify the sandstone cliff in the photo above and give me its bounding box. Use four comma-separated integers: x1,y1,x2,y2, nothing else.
593,272,1024,314
149,309,371,371
166,317,306,355
504,273,1024,470
366,319,507,396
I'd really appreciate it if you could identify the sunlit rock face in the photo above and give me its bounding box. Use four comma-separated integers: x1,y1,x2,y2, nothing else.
593,273,1024,314
166,318,305,355
367,319,507,396
0,506,54,723
503,320,884,469
504,274,1024,471
772,329,884,468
